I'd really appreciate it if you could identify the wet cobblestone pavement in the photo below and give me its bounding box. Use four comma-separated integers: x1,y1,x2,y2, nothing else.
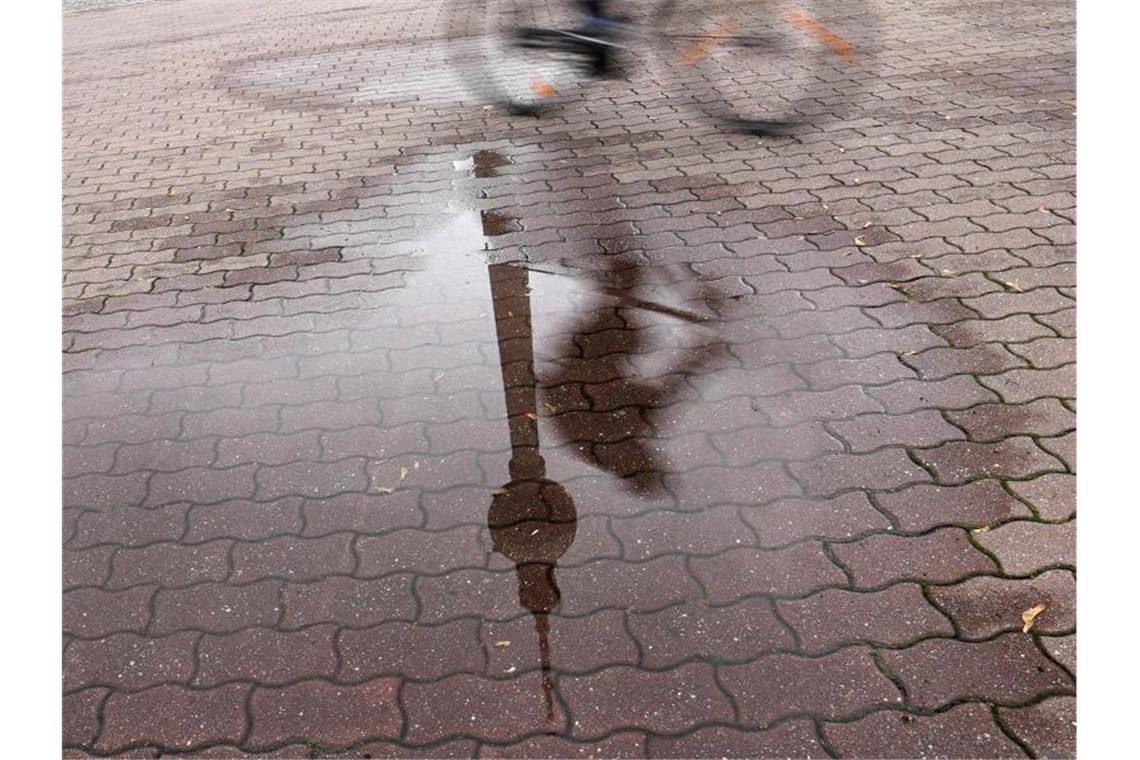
63,0,1075,757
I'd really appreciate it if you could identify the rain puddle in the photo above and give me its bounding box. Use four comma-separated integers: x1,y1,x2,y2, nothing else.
453,149,513,179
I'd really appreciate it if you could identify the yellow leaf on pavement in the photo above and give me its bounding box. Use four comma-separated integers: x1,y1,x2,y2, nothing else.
1022,604,1046,633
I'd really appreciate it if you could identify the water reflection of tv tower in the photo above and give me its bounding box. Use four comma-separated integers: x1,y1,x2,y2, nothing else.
485,262,577,729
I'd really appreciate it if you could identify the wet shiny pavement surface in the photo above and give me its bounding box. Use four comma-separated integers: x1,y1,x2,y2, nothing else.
63,0,1075,757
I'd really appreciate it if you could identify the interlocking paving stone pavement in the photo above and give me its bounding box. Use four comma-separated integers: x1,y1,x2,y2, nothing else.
63,0,1074,756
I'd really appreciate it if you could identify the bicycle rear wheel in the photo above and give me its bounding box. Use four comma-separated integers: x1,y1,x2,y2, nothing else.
654,0,876,133
450,0,603,116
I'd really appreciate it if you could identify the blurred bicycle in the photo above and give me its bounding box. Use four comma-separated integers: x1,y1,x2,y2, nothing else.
451,0,876,134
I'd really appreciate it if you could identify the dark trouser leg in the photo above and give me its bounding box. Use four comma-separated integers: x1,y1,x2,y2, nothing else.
574,0,613,75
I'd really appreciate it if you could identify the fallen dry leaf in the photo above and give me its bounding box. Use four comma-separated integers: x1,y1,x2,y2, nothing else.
971,526,991,534
544,402,558,413
1000,280,1023,292
399,467,409,481
854,235,867,247
493,487,508,495
493,640,511,648
525,412,538,421
375,486,394,494
1022,604,1046,633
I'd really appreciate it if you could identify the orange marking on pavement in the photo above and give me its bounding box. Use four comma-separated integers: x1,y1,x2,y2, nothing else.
782,9,854,60
680,19,740,66
532,76,556,98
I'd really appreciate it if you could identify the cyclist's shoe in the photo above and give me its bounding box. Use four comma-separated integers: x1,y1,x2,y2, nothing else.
593,50,624,79
573,13,629,79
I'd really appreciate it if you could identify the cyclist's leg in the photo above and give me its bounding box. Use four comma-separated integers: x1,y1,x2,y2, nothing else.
577,1,608,33
575,0,615,74
578,1,606,19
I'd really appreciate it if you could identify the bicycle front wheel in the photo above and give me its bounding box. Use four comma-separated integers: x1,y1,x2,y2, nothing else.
450,0,600,117
654,0,877,133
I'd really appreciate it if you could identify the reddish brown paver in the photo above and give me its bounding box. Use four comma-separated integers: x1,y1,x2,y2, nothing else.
879,633,1073,710
196,625,340,686
97,683,251,753
776,583,954,654
248,679,403,749
63,0,1074,755
719,647,904,724
823,703,1026,758
998,697,1077,758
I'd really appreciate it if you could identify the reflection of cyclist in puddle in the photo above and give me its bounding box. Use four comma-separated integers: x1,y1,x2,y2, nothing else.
539,256,724,495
